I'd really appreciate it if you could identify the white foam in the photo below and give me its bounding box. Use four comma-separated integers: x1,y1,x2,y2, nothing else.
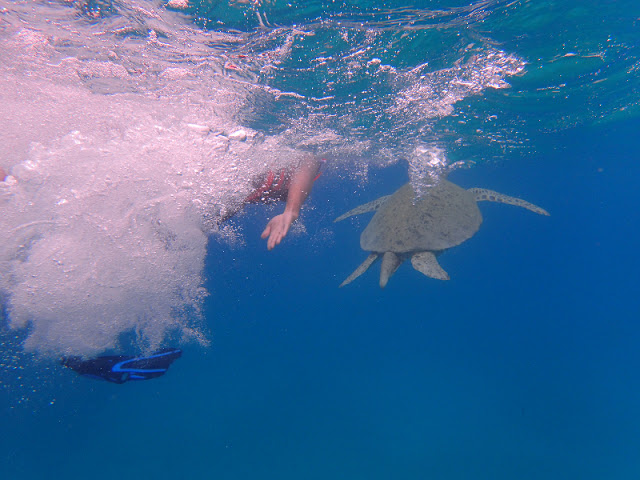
0,11,302,356
2,126,205,355
0,76,313,356
390,49,526,121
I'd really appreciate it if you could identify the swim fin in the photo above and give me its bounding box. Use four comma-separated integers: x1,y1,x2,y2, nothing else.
61,348,182,384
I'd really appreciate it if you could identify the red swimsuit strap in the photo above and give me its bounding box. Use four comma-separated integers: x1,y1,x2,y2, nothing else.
244,168,291,203
272,169,288,192
244,160,324,204
244,170,276,203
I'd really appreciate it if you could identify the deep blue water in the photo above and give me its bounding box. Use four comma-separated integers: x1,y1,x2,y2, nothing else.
3,118,639,479
2,1,640,479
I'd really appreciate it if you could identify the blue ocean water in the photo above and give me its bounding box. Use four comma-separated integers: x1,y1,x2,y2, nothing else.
2,1,640,479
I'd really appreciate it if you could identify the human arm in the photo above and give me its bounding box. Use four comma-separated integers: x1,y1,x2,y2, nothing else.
260,155,321,250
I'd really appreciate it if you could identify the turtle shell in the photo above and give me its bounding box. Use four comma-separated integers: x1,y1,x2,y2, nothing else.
360,180,482,253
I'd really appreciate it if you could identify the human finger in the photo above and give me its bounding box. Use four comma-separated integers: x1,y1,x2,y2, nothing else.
268,228,282,250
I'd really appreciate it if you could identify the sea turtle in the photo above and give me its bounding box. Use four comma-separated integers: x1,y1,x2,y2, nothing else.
334,179,549,288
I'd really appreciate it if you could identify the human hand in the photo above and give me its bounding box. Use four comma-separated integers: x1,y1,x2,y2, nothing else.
261,210,298,250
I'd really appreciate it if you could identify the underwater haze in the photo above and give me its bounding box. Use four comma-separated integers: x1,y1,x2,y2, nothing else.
1,0,640,479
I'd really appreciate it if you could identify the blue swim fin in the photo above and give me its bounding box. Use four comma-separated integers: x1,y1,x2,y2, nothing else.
61,348,182,384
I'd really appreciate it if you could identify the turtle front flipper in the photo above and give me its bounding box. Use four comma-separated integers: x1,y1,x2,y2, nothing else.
411,252,450,280
340,253,379,287
468,188,550,216
380,251,403,288
334,196,391,222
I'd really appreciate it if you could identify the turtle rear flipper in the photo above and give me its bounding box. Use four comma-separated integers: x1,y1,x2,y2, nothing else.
411,252,450,280
340,253,379,287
